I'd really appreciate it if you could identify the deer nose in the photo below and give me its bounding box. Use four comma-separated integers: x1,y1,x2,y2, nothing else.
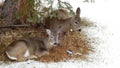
54,43,60,46
78,29,81,32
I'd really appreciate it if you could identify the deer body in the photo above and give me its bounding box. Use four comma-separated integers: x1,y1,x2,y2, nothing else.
6,29,54,61
45,7,81,45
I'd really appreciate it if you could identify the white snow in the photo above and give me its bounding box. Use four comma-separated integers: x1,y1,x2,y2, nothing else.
0,0,120,68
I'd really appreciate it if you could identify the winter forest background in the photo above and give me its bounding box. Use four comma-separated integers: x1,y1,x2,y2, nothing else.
0,0,120,68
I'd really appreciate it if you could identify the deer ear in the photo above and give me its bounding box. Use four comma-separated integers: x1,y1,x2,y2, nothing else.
76,7,81,17
46,29,51,35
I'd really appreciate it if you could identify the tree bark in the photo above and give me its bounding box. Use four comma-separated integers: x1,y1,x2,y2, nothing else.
0,0,34,33
0,0,18,25
0,0,35,26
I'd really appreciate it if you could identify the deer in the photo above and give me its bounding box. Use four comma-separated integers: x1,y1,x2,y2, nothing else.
44,7,81,45
5,29,56,61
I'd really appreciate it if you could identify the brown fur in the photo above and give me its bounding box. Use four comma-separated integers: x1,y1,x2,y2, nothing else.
51,9,70,19
6,29,55,61
44,7,81,45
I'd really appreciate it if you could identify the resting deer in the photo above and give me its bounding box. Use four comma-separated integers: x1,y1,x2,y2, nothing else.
45,7,81,45
6,29,55,61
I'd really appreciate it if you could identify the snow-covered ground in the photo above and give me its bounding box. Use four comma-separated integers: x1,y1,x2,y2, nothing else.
0,0,120,68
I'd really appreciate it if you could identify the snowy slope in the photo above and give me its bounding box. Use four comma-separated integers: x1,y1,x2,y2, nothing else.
0,0,120,68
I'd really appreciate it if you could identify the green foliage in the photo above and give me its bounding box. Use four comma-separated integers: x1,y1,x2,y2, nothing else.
57,0,74,15
16,0,74,23
16,0,37,23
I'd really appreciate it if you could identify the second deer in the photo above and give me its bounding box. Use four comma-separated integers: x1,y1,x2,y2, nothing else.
44,7,81,45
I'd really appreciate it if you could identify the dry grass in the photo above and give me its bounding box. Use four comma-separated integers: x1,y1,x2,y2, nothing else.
80,17,96,27
0,18,95,62
37,31,93,62
0,26,47,62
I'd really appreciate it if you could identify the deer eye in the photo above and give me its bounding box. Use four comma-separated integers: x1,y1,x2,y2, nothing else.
51,36,54,39
75,22,78,24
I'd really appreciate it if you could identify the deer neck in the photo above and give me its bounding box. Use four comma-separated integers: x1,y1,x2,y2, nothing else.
58,17,72,29
59,17,72,23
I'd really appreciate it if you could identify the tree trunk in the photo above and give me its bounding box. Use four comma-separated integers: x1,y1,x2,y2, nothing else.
0,0,35,26
0,0,35,33
0,0,18,25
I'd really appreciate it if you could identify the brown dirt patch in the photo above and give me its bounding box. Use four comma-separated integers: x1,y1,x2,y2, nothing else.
0,18,95,62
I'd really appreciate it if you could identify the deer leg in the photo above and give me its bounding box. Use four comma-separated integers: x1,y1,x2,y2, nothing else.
26,55,38,60
35,51,49,57
17,55,37,61
17,55,27,62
